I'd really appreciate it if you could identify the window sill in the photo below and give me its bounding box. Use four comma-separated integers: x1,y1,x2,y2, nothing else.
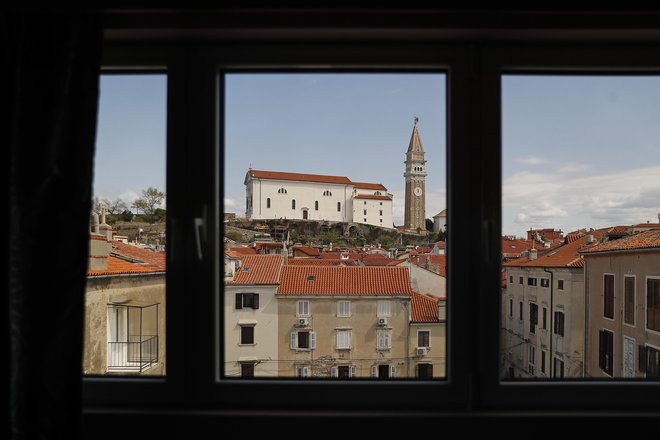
238,343,256,346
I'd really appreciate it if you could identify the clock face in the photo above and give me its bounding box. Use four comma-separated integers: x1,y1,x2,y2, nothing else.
414,186,422,197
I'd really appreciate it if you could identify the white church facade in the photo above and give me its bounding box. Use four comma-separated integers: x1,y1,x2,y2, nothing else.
244,170,394,229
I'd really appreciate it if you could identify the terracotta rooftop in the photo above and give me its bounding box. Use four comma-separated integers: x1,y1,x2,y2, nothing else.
247,169,351,185
501,238,544,258
362,254,397,266
227,246,257,256
277,266,413,296
352,182,387,191
286,258,348,266
504,227,614,268
411,291,441,323
581,229,660,254
291,245,321,257
88,241,166,277
319,252,361,261
632,223,660,228
232,254,284,285
353,194,392,200
413,254,447,277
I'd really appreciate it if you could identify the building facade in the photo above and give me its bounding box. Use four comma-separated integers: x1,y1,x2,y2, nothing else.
403,119,427,231
409,291,446,378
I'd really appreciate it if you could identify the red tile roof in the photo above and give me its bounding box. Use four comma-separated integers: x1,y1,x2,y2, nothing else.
287,258,348,266
411,291,441,323
227,246,257,255
88,241,166,277
291,245,321,257
504,227,613,268
413,254,447,277
362,254,397,266
277,266,412,296
632,223,660,228
247,169,351,185
501,238,544,258
319,252,361,261
352,182,387,190
353,194,392,200
581,229,660,254
232,255,284,285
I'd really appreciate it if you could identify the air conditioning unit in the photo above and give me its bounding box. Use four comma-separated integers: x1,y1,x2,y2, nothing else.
296,317,309,327
416,347,428,356
377,317,388,326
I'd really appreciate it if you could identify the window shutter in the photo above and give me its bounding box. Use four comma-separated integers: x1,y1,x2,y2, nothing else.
598,331,606,370
390,365,397,377
303,366,310,378
310,331,316,349
235,293,243,309
371,366,377,378
253,294,259,309
350,366,357,378
331,367,338,378
290,332,297,350
639,345,647,373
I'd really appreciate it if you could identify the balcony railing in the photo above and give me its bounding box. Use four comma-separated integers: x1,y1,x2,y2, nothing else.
107,335,158,372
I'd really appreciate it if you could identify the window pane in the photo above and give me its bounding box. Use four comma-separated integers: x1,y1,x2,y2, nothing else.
501,75,660,379
223,73,447,379
84,74,167,376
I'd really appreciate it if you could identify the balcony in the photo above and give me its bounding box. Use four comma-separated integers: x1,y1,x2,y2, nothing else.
108,335,158,372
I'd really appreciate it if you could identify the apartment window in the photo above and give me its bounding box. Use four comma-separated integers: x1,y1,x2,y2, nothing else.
624,276,635,326
372,364,396,379
315,200,318,210
266,197,270,208
377,300,391,317
331,365,356,378
292,199,296,210
527,277,537,286
553,311,565,337
604,274,615,319
647,278,660,332
336,330,351,350
599,330,614,376
235,293,259,310
337,301,351,317
291,331,316,350
295,365,310,378
337,202,341,212
540,278,549,288
417,364,433,379
557,280,564,290
529,303,538,334
240,325,254,345
542,307,547,330
296,300,310,317
417,330,430,348
377,329,391,350
240,362,255,378
541,350,546,374
528,345,536,376
519,276,523,285
509,299,513,318
554,358,565,378
519,301,523,320
640,345,660,378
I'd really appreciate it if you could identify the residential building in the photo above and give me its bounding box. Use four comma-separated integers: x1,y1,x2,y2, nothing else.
409,291,446,378
501,228,612,378
276,266,412,378
408,255,447,299
244,169,393,228
224,254,284,378
432,209,446,233
581,229,660,378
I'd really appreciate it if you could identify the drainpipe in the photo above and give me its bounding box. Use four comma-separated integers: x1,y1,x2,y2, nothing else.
544,267,554,377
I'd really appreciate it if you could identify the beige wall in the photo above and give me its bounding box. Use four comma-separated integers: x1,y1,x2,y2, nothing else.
585,251,660,378
223,284,279,378
84,274,166,376
408,323,445,378
408,263,446,298
277,296,410,378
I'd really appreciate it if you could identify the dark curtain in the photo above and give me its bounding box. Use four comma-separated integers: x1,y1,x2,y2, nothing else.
3,13,102,440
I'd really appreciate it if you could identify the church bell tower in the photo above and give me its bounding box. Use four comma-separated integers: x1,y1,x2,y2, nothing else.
404,117,427,231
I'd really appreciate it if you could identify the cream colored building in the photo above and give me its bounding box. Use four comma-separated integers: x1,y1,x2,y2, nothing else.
276,266,412,378
224,254,284,378
408,291,446,378
581,229,660,378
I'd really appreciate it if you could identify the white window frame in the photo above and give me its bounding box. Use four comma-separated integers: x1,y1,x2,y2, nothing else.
377,300,391,317
377,329,391,350
295,365,310,378
290,330,316,351
336,329,351,350
337,300,351,317
528,344,536,376
296,300,310,317
238,324,256,346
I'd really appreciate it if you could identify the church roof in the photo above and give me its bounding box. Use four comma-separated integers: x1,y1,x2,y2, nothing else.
246,169,351,185
353,194,392,200
407,124,425,154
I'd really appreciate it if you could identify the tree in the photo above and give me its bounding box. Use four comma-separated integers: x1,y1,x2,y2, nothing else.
132,187,165,222
120,210,134,222
106,198,128,215
425,218,434,232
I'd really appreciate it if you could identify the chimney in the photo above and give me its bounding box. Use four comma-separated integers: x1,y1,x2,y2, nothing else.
586,234,595,244
282,232,289,265
92,212,100,234
98,201,113,241
529,248,538,261
437,299,446,321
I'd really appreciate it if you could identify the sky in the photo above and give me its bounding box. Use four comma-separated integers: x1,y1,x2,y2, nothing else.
93,73,660,237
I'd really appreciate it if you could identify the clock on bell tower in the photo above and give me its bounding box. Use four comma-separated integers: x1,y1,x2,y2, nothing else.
404,117,427,231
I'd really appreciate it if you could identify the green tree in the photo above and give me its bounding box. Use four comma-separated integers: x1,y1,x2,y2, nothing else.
120,210,135,222
132,187,165,223
225,230,243,242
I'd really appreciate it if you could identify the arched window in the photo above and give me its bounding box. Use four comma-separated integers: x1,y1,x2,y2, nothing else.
267,198,271,208
315,201,319,210
374,191,382,196
323,190,332,196
292,199,296,209
278,188,287,194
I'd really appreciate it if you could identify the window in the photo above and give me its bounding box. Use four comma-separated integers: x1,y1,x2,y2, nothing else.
337,301,351,317
599,330,614,376
417,330,430,348
278,188,287,194
529,303,538,334
624,276,635,326
519,276,523,285
374,191,382,195
540,278,549,288
377,330,391,350
557,280,564,290
647,278,660,332
417,364,433,378
315,200,318,211
336,330,351,350
241,362,255,378
640,345,660,378
323,190,332,196
519,301,523,320
297,300,310,317
337,202,341,212
295,365,310,378
266,197,270,208
332,365,355,378
604,274,615,319
372,364,396,379
379,210,383,216
292,199,296,209
527,277,537,286
363,209,367,215
528,345,536,375
364,201,367,205
553,311,565,337
364,218,367,222
377,300,391,317
542,307,547,330
554,358,565,378
291,331,316,350
509,299,513,318
541,351,546,374
240,325,254,345
509,276,513,283
235,293,260,310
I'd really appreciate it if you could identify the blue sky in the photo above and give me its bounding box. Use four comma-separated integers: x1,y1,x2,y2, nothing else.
94,73,660,237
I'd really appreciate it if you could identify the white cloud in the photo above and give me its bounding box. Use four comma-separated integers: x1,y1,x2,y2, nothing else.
557,162,591,174
224,198,237,212
118,190,140,204
515,157,550,165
